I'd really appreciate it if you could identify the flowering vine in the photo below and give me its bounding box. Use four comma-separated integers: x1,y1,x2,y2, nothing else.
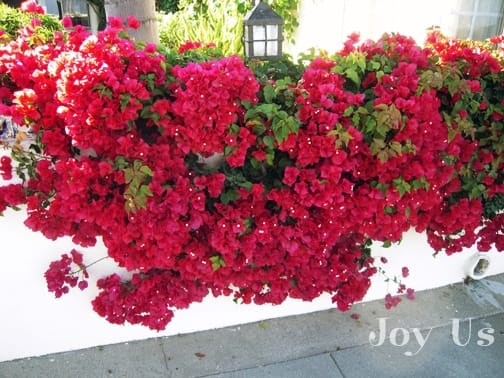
0,4,502,330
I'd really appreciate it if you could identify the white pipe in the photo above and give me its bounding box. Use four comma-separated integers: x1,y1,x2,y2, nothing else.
467,253,492,280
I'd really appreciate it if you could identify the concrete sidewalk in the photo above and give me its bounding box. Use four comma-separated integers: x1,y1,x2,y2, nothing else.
1,274,503,378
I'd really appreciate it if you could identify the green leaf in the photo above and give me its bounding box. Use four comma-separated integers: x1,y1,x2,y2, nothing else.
128,178,141,193
265,151,275,166
393,178,411,197
370,138,386,155
411,177,429,190
377,150,389,163
259,104,276,119
140,107,152,118
134,194,147,209
343,106,354,117
364,117,377,134
124,168,134,184
133,159,142,171
29,143,41,154
250,158,262,169
114,156,128,170
447,75,461,96
356,55,366,73
210,255,226,271
239,181,253,190
345,68,361,86
273,119,290,144
253,123,267,136
258,321,269,329
220,189,240,205
384,205,396,215
376,120,389,137
229,123,240,134
375,182,389,197
368,60,381,71
329,124,353,148
96,84,112,99
390,141,402,155
120,93,131,111
264,84,275,103
139,185,153,197
140,165,153,176
224,145,234,156
263,135,275,149
244,108,257,121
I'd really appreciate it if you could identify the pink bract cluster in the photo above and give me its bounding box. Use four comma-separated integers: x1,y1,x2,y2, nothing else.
0,9,503,330
44,249,89,297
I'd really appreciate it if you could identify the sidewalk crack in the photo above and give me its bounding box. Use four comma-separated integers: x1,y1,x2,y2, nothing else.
330,352,346,378
159,340,171,373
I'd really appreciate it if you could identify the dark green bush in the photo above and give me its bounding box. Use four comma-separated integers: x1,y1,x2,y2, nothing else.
156,0,180,13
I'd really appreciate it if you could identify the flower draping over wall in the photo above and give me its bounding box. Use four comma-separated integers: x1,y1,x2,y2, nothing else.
0,6,503,330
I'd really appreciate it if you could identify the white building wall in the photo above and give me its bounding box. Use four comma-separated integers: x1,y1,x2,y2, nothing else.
285,0,487,57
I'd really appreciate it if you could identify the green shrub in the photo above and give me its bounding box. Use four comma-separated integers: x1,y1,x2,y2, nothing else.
156,0,180,13
0,3,61,42
159,0,247,56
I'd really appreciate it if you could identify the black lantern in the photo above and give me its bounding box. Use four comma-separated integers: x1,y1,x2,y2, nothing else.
242,0,284,60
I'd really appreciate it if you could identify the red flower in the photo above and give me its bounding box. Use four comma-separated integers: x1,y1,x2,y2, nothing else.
385,293,402,309
282,166,299,186
61,16,73,28
251,149,267,161
44,249,88,298
458,109,468,119
401,266,409,278
21,0,45,14
0,156,13,180
171,56,259,155
108,17,124,30
126,16,141,30
342,32,361,55
406,288,415,300
178,41,217,54
206,173,226,198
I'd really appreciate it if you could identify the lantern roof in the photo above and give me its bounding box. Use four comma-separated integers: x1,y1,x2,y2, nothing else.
243,1,283,26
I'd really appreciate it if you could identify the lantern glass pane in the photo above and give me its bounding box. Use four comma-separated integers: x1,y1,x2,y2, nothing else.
266,25,278,39
254,41,265,56
253,25,266,40
267,42,278,56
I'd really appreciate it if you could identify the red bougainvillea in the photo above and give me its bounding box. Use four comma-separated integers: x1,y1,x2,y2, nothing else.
0,8,502,330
